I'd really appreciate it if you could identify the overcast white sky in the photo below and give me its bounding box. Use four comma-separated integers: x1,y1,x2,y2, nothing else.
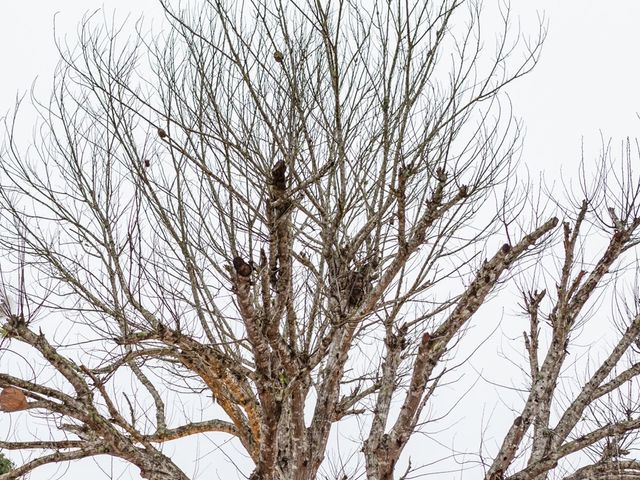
1,1,639,479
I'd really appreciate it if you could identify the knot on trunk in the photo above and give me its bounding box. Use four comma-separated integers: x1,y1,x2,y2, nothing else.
271,160,287,191
335,260,375,309
347,270,367,307
233,256,253,278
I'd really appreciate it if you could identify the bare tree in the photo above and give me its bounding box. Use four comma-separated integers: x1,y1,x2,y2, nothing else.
1,1,638,480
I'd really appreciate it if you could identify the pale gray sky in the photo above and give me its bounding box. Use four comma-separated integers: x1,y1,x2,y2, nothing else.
508,1,640,177
1,1,639,479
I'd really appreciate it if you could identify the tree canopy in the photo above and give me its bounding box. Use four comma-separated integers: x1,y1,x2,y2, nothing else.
1,1,640,480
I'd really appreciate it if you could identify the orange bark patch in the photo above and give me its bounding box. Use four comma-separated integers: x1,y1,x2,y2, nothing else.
0,387,28,412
